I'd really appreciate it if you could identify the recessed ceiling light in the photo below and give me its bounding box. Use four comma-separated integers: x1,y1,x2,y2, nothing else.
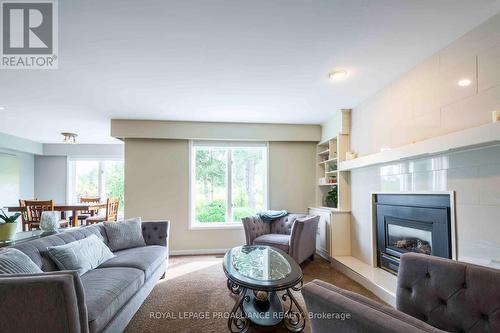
61,132,78,144
328,70,348,81
0,106,5,111
457,79,471,87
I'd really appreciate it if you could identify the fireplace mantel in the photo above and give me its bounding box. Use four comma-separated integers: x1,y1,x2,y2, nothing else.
339,122,500,171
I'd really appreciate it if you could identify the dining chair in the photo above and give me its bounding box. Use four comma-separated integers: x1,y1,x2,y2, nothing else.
19,199,30,231
70,197,101,226
23,200,68,230
85,197,120,224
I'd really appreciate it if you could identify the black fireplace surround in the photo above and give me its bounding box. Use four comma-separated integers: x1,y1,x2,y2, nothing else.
375,193,452,274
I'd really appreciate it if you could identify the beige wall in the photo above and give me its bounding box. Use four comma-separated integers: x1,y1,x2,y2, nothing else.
349,13,500,155
112,119,320,142
268,142,317,212
124,139,316,253
321,13,500,269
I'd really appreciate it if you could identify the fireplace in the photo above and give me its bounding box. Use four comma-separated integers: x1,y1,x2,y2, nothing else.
375,193,452,274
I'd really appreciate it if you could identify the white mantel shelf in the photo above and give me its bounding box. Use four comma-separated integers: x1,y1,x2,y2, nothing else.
339,122,500,171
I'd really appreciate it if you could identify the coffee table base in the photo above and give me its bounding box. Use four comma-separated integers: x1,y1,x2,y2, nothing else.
227,279,305,333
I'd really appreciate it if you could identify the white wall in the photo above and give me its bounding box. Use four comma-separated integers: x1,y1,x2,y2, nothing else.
321,12,500,269
349,13,500,155
0,133,39,204
0,148,34,202
34,156,67,203
43,144,123,158
0,148,34,232
124,138,316,253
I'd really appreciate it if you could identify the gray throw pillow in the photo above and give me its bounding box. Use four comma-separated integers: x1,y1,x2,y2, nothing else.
0,248,43,275
47,234,114,276
103,217,145,251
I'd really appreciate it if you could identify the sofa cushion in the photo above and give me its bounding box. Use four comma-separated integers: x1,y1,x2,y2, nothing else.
253,234,290,253
104,217,146,251
80,267,145,333
47,234,114,276
98,245,167,280
0,248,43,274
12,224,107,271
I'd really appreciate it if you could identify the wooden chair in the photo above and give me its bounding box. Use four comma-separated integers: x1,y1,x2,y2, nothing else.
70,197,101,226
85,197,120,225
19,199,29,231
23,200,68,230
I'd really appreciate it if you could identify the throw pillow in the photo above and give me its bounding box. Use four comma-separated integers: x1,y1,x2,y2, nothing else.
47,234,114,275
0,248,43,275
103,217,145,251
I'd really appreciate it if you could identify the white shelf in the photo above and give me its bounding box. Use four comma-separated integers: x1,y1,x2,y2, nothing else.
318,158,337,165
318,183,337,186
309,206,350,213
325,170,337,174
317,149,330,155
339,122,500,171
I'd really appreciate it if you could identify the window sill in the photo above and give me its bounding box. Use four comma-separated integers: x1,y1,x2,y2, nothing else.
189,222,244,230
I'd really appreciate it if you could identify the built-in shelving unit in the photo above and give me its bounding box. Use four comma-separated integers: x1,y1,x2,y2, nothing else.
315,133,351,211
311,109,352,263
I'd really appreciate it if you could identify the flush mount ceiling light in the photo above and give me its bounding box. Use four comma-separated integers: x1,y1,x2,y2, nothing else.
457,79,471,87
328,70,348,81
61,132,78,144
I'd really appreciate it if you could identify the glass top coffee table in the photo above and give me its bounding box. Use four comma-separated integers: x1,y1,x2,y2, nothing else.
223,245,305,332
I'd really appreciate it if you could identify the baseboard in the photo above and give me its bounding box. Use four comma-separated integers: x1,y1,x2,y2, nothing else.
170,248,229,256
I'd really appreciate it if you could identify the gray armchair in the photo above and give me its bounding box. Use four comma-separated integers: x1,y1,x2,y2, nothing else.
242,213,319,264
302,253,500,333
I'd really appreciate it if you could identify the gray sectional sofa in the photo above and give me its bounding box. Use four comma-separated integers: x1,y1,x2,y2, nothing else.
0,220,169,333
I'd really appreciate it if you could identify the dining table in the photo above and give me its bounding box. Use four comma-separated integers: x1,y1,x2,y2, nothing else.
6,202,107,227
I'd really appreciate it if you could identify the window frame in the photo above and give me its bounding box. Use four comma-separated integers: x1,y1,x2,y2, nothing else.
189,140,269,230
66,156,124,211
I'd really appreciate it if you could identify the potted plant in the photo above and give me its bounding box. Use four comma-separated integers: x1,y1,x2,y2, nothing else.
0,209,21,241
325,184,338,208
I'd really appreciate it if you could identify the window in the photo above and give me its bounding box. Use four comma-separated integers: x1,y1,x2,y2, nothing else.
68,159,124,215
190,141,268,228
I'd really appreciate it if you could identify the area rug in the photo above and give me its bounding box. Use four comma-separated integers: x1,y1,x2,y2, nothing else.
125,255,382,333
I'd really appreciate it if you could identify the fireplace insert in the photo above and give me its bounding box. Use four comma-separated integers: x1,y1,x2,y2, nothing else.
375,193,452,274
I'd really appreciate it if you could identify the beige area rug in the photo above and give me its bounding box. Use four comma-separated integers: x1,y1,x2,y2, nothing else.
125,255,382,333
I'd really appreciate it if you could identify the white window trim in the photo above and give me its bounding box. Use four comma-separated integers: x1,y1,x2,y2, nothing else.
188,140,269,230
66,156,123,205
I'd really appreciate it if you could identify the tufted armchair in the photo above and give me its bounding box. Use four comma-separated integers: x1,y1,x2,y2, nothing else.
242,213,319,264
302,253,500,333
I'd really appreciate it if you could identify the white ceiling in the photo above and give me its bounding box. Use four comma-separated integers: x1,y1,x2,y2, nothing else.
1,0,500,144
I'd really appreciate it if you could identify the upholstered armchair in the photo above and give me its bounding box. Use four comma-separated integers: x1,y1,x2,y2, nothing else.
242,213,319,264
302,253,500,333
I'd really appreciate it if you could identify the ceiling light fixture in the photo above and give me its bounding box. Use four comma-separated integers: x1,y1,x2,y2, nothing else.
61,132,78,144
457,79,471,87
0,106,5,111
328,70,348,81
